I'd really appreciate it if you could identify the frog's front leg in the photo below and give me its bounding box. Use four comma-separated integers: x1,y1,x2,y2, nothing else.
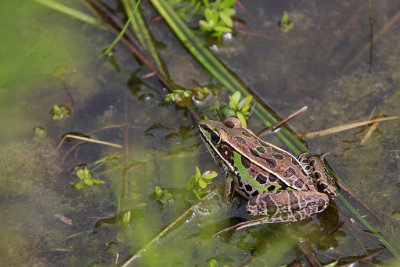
246,190,329,223
223,174,236,203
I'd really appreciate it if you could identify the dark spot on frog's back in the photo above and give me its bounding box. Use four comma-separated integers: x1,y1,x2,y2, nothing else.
278,179,288,190
294,179,304,188
267,185,275,191
258,140,269,148
291,157,300,165
274,153,284,160
242,130,252,137
283,167,296,177
250,148,259,157
256,174,268,184
265,158,277,168
257,146,266,154
269,173,278,182
241,156,251,168
235,136,246,144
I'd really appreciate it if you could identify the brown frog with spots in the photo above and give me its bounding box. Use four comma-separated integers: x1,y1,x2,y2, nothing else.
198,117,338,232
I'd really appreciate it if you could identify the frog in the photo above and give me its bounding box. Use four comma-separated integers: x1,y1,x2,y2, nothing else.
198,117,337,231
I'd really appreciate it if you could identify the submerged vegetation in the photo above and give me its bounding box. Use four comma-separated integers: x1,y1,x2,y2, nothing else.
2,0,400,266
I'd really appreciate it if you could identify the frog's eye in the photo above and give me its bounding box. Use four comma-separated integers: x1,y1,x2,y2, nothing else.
210,131,220,144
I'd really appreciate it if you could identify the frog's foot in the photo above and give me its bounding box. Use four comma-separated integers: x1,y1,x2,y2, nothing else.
246,190,329,223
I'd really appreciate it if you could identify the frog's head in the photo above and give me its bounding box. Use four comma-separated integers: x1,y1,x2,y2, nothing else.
198,117,242,146
198,117,243,171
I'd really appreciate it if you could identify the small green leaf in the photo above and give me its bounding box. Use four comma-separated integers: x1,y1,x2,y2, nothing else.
187,175,196,191
165,192,173,200
236,112,247,127
237,98,245,110
199,20,213,30
278,11,294,32
92,179,105,185
202,170,218,179
122,211,132,226
222,7,236,16
155,186,163,197
199,179,207,188
219,11,233,27
84,168,92,178
214,26,232,33
244,95,252,106
230,91,241,108
223,109,235,117
73,182,85,189
195,166,201,178
204,8,218,26
219,0,236,9
280,10,290,24
204,8,213,21
51,104,70,120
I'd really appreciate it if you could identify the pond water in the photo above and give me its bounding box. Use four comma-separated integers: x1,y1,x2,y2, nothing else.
1,0,400,266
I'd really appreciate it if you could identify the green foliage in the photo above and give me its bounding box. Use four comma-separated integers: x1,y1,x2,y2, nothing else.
209,258,229,267
187,166,218,200
199,0,236,38
171,0,203,21
278,10,294,32
155,186,173,204
122,210,132,226
32,126,47,142
168,0,236,38
51,104,70,120
221,91,252,127
72,167,105,189
165,89,193,108
192,86,211,101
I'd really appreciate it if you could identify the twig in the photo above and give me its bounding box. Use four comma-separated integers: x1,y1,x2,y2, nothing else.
297,242,322,267
303,116,400,138
235,0,255,22
56,133,123,150
336,179,384,223
257,106,308,137
343,10,400,72
368,0,374,71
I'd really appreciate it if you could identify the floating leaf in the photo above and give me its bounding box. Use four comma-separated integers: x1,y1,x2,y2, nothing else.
155,186,163,197
219,0,236,9
219,11,232,27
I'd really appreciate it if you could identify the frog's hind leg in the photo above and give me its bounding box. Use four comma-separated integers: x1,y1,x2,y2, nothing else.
246,190,329,222
214,191,329,236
